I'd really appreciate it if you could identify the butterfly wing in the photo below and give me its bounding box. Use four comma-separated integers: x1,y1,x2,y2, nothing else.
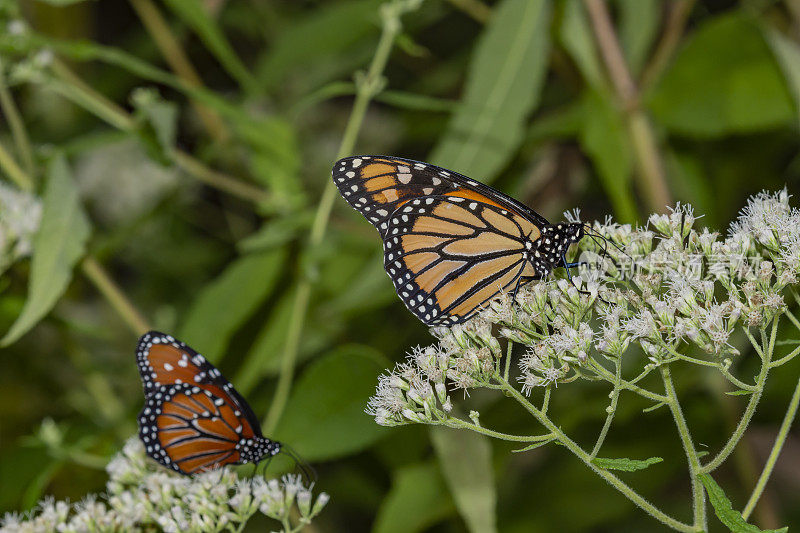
385,195,544,325
139,383,277,475
332,155,549,236
136,331,263,436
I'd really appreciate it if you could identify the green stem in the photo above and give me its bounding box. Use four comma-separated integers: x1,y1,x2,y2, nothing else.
503,340,513,382
263,0,413,433
81,257,151,336
770,344,800,369
497,376,695,532
128,0,230,142
742,374,800,520
541,386,551,414
663,345,757,392
785,308,800,333
591,360,622,459
590,358,667,403
0,57,35,178
171,150,270,205
45,61,268,205
744,327,765,360
444,417,552,443
445,0,491,23
660,365,705,530
0,140,33,191
700,354,771,474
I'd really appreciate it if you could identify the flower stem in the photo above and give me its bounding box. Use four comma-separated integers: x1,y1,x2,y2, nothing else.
503,339,513,382
700,320,776,474
263,0,415,433
444,417,552,443
742,374,800,520
590,358,667,403
497,376,695,532
660,365,706,530
591,360,622,459
540,386,551,414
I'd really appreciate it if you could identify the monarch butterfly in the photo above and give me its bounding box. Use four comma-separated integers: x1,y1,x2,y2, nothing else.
332,156,587,326
136,331,281,475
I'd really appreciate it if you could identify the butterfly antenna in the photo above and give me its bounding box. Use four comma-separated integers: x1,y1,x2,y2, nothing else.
280,443,317,484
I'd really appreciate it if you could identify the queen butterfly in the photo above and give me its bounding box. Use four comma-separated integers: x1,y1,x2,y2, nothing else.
136,331,280,475
332,156,586,326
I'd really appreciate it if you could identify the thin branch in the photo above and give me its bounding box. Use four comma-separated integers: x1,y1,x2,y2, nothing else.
591,359,622,459
81,257,151,336
47,60,268,205
660,365,706,529
0,137,34,191
128,0,230,142
583,0,672,214
263,0,417,433
640,0,697,90
445,0,491,24
0,57,35,178
743,375,800,519
497,376,696,532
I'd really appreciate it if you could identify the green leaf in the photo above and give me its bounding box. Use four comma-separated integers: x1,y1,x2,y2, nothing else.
179,249,286,360
616,0,659,76
764,27,800,126
131,87,178,165
274,345,389,461
591,456,663,472
237,211,314,252
431,427,497,533
429,0,552,183
558,0,604,88
233,290,299,392
2,156,90,346
254,0,382,91
373,463,455,533
647,13,794,137
162,0,257,92
699,474,788,532
579,89,637,222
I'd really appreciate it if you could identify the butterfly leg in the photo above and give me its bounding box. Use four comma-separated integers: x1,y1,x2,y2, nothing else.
563,255,593,297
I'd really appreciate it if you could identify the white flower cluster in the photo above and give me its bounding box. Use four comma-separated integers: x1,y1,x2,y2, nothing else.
0,182,41,273
367,189,800,424
1,438,329,533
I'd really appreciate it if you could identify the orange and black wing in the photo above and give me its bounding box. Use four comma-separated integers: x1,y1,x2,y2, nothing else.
385,195,545,325
139,383,277,475
136,331,262,431
332,155,549,236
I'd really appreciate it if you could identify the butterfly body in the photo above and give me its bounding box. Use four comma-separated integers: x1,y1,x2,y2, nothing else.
136,331,280,475
332,156,584,325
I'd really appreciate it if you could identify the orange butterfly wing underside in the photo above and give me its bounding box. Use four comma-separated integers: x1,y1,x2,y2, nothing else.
333,156,538,235
154,386,243,474
136,332,275,475
384,195,542,325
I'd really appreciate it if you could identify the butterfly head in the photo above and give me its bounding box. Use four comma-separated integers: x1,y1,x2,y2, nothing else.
531,222,585,271
238,437,281,465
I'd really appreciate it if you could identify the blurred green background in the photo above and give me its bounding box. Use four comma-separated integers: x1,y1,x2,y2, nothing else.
1,0,800,530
